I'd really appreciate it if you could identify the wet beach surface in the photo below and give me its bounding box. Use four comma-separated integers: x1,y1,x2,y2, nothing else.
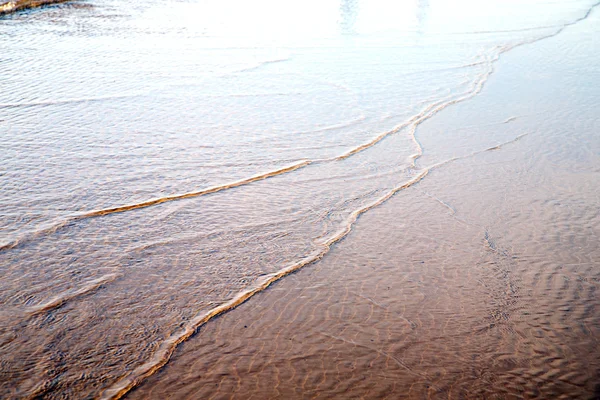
1,0,599,398
127,9,600,398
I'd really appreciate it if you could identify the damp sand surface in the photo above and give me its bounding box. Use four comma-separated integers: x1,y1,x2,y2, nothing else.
128,9,600,400
1,1,599,399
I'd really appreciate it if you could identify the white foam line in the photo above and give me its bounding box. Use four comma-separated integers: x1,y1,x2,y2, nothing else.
27,274,119,316
98,2,600,394
100,169,429,400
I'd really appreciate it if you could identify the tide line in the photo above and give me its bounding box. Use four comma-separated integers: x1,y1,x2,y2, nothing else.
0,50,493,253
27,273,119,316
2,0,598,255
96,0,600,391
0,160,311,252
332,52,497,163
101,126,533,399
100,168,429,400
0,93,144,109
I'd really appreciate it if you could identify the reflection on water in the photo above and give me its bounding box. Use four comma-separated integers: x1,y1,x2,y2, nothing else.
339,0,358,35
0,0,599,398
416,0,429,32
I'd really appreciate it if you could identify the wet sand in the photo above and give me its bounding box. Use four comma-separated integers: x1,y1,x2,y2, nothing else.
127,11,600,400
1,1,599,399
129,127,600,398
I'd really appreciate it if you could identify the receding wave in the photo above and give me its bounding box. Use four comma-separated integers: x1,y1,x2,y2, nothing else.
3,0,596,259
99,167,430,400
233,58,291,74
0,93,143,109
0,19,556,255
0,161,311,252
100,129,534,399
27,273,119,315
81,161,311,218
98,2,600,394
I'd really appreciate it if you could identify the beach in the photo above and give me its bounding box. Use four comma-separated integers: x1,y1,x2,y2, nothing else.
127,9,600,397
0,0,599,398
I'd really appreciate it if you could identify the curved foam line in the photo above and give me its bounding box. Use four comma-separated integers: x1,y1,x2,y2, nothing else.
99,2,600,394
0,94,142,109
4,1,599,256
82,161,311,218
499,0,600,53
0,161,311,252
332,52,497,163
0,69,488,253
0,52,488,251
100,169,429,400
233,58,291,74
27,273,119,315
101,128,534,399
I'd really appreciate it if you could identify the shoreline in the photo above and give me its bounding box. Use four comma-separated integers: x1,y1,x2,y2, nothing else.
1,0,598,398
126,6,600,397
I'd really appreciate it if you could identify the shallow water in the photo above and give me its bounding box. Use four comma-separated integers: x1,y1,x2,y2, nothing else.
1,0,599,398
126,10,600,397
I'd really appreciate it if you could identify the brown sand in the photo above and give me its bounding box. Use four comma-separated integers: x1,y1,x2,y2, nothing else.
125,23,600,399
2,2,597,399
127,136,600,398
